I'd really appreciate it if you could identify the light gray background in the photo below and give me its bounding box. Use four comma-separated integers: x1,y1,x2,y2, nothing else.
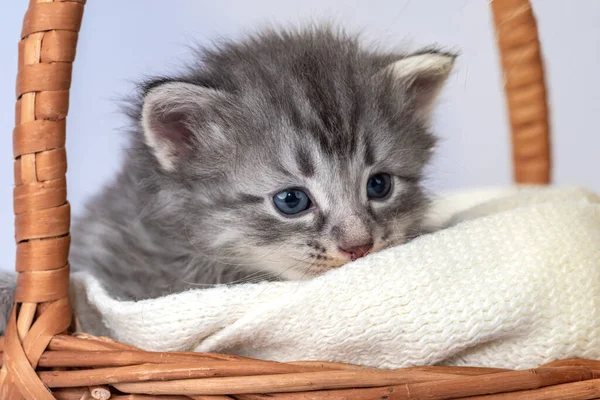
1,1,598,271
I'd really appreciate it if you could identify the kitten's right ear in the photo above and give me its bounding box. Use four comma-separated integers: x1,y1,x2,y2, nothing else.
141,81,226,171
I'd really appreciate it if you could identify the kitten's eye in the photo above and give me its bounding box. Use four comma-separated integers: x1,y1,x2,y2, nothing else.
367,173,393,200
273,189,312,215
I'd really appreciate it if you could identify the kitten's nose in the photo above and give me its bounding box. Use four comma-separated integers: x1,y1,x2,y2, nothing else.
338,242,373,261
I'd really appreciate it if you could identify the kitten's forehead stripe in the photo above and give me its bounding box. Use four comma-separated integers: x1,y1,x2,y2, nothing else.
294,50,362,160
274,162,295,179
364,139,375,166
286,100,305,132
347,65,363,138
295,146,315,177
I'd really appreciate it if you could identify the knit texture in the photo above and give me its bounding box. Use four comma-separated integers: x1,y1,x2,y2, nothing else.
71,186,600,369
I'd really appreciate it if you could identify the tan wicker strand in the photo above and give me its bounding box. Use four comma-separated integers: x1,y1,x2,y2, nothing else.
28,350,349,368
109,397,192,400
232,370,600,400
543,359,600,369
15,236,71,272
491,0,552,183
111,367,595,397
230,375,600,400
39,365,463,389
3,310,54,399
52,388,90,400
0,0,84,398
192,397,237,400
464,378,600,400
111,396,226,400
21,2,84,38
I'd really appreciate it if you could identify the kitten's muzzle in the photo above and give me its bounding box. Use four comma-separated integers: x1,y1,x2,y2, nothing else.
338,242,373,261
332,215,373,262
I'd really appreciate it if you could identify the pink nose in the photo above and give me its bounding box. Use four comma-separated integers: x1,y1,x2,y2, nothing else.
338,243,373,261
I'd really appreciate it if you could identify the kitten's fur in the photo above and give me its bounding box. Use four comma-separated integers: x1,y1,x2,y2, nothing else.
0,26,454,331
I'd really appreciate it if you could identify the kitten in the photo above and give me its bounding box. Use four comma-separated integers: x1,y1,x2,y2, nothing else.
0,26,454,330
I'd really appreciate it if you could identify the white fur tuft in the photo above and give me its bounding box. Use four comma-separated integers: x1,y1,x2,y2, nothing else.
388,53,455,80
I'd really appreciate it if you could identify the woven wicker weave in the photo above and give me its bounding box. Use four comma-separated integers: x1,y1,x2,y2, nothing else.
2,1,599,399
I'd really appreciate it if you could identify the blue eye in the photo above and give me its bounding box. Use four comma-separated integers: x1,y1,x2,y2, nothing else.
273,189,312,215
367,173,393,200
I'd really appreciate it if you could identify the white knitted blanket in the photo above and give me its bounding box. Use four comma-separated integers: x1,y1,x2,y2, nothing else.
71,186,600,369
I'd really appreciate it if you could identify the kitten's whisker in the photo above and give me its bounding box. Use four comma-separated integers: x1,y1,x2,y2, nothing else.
382,210,422,249
278,251,314,275
221,241,298,273
253,250,315,297
288,256,313,264
184,219,316,286
182,270,277,287
186,217,303,266
183,220,292,268
295,257,322,291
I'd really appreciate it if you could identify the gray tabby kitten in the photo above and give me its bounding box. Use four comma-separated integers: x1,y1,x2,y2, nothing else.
0,26,454,330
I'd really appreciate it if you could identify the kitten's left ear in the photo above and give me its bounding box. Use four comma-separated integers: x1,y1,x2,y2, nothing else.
384,51,456,120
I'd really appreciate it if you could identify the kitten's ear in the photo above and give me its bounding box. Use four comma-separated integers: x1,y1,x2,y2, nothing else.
141,81,226,171
384,51,456,120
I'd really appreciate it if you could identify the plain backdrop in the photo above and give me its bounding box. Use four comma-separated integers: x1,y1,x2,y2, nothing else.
1,1,598,271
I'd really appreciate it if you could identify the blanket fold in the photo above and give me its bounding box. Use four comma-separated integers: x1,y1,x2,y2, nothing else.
72,186,600,369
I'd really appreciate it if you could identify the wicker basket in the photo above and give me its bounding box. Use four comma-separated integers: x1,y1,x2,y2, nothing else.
2,0,598,399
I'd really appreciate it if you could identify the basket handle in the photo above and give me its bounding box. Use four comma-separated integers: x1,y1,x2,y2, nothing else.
0,1,85,398
491,0,552,184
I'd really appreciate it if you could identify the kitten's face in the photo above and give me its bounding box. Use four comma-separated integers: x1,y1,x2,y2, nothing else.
138,28,454,280
181,109,433,279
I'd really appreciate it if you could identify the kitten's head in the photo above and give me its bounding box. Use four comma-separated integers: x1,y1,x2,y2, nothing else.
133,27,455,280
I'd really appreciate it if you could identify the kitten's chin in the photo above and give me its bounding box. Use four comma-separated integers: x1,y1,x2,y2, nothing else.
264,259,349,281
275,264,343,281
